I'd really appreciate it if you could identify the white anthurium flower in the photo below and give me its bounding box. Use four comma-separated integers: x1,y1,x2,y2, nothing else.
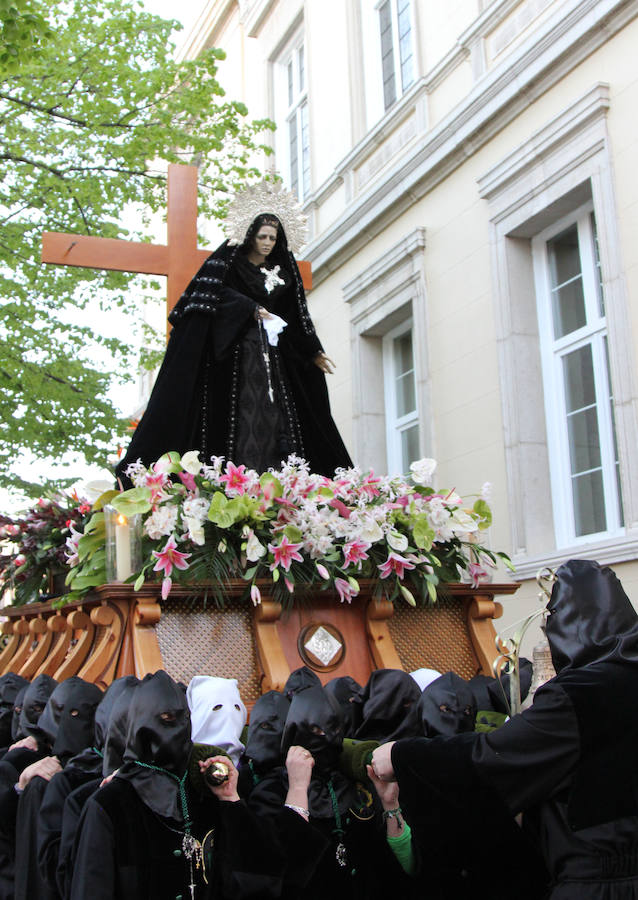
451,509,479,534
246,530,267,562
185,517,206,546
410,458,437,486
181,450,202,475
445,491,463,508
81,480,116,503
387,530,408,552
358,517,383,543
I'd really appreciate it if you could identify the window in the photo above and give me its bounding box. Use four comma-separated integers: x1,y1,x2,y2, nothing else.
383,321,420,474
378,0,415,111
533,206,623,544
281,41,310,201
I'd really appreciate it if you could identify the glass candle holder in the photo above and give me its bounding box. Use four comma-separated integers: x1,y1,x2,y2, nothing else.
104,505,142,583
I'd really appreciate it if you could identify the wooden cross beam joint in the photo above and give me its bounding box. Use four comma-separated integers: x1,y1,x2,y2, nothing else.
41,164,312,326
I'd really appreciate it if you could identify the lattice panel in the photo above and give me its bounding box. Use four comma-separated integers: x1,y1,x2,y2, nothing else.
156,599,261,704
388,596,479,680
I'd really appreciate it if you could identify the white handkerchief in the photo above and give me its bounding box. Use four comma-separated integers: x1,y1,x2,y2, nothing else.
263,314,287,346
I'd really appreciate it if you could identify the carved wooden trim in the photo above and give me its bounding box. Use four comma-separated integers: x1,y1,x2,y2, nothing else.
0,620,21,674
252,599,290,692
465,593,504,676
18,615,54,680
365,596,403,670
132,599,164,677
54,608,95,680
35,613,73,678
79,601,126,689
9,618,35,674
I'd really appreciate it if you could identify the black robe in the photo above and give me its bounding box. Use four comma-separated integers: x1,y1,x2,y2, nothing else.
391,559,638,899
70,777,286,900
116,236,352,481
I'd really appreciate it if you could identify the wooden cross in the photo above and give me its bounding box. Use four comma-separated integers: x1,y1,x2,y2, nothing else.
41,164,312,327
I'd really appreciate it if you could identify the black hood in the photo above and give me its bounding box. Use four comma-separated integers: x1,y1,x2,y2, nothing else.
546,559,638,672
119,671,192,821
324,676,362,738
283,666,321,701
418,672,476,738
21,673,58,742
244,690,289,772
10,685,28,742
354,669,421,742
51,679,103,765
281,685,352,818
281,685,344,773
102,677,140,776
0,673,28,746
94,676,140,752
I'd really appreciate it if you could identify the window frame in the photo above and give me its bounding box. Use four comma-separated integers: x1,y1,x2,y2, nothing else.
382,318,420,475
272,30,311,203
376,0,415,112
532,204,623,546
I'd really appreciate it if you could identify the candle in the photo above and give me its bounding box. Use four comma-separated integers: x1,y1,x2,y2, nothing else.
114,513,132,581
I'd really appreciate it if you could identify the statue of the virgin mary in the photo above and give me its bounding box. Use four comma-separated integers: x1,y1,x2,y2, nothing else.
116,181,352,482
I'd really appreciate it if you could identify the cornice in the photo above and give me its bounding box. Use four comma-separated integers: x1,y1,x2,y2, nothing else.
302,0,638,285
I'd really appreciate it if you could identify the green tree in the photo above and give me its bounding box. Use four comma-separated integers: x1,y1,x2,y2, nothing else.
0,0,273,495
0,0,50,70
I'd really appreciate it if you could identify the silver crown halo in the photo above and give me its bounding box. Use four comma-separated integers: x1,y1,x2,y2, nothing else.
223,180,308,255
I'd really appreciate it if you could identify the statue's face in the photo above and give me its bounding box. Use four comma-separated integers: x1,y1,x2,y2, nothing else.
253,224,278,258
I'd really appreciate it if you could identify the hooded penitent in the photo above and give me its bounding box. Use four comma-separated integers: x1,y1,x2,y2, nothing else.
281,685,353,818
0,674,28,747
324,675,363,737
545,558,638,671
283,665,321,701
17,673,57,740
354,669,421,742
118,670,192,821
67,675,140,775
102,677,140,776
409,667,442,692
10,685,28,743
417,672,476,738
243,689,290,772
186,675,246,765
50,678,103,765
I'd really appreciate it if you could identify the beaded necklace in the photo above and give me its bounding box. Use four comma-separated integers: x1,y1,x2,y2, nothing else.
134,761,202,900
327,778,347,868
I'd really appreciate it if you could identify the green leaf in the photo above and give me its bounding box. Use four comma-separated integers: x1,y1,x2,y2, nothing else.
473,499,492,529
283,525,303,543
412,514,435,550
112,488,152,517
259,472,283,498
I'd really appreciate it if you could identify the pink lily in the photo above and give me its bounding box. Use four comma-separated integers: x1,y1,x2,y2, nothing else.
359,472,382,498
342,539,371,570
219,461,251,496
268,535,304,572
378,552,416,580
468,562,491,588
152,534,191,579
334,577,358,604
329,498,352,519
178,471,197,492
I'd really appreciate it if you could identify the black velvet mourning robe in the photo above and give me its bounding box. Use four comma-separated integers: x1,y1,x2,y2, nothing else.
116,224,352,482
391,559,638,900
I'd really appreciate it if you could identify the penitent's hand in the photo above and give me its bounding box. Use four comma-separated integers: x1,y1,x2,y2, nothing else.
199,755,240,802
371,741,397,782
366,763,400,809
256,307,274,320
19,755,62,789
10,736,38,752
314,352,335,374
285,745,314,792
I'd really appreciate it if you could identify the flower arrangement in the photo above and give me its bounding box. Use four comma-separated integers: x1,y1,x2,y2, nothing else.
65,451,513,608
0,494,92,606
